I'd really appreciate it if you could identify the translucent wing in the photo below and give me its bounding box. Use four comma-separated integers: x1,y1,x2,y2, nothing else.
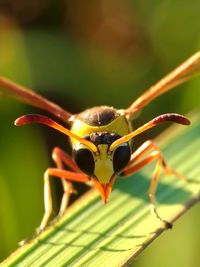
0,77,72,123
125,51,200,117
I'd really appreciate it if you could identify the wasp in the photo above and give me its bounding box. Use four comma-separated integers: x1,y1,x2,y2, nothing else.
0,52,200,231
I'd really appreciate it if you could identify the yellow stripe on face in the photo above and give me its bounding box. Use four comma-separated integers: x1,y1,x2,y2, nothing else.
93,144,114,184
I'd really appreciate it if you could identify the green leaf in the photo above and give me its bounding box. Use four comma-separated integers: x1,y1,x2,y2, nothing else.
2,111,200,267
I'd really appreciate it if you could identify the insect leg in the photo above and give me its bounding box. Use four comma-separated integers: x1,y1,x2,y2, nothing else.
40,170,53,231
39,167,89,231
123,140,185,179
122,140,185,227
52,147,79,217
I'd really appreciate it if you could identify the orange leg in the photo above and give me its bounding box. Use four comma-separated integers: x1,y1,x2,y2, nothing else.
39,147,89,231
52,147,80,172
122,140,185,227
52,147,79,218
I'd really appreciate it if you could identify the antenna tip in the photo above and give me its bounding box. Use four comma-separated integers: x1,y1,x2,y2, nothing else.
14,116,23,126
14,114,39,126
153,113,191,126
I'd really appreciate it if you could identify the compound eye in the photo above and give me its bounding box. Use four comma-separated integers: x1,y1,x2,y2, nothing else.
73,148,95,176
113,144,131,174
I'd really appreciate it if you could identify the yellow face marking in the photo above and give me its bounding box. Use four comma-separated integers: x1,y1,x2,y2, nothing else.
94,144,114,184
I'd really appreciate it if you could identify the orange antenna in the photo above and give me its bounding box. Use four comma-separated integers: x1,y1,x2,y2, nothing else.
15,114,98,153
110,113,190,151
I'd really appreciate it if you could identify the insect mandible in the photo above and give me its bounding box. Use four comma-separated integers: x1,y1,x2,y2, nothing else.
0,51,200,231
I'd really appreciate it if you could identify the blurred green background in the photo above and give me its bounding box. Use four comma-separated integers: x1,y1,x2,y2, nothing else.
0,0,199,265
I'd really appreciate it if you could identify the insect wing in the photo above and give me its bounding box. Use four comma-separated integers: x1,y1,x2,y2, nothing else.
0,77,72,123
125,51,200,117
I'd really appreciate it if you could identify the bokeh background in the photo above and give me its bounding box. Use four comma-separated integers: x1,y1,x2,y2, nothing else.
0,0,200,266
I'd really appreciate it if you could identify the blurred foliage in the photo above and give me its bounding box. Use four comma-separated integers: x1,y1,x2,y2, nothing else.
0,0,199,265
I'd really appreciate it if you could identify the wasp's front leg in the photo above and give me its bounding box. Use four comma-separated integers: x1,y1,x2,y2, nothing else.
52,147,80,217
121,140,186,228
39,147,89,232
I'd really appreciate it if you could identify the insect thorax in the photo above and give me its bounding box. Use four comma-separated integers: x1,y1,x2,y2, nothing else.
70,106,132,146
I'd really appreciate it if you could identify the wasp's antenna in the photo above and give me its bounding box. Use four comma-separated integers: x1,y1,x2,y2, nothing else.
109,113,190,151
15,114,97,153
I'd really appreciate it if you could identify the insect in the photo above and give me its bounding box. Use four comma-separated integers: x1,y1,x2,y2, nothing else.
0,51,200,232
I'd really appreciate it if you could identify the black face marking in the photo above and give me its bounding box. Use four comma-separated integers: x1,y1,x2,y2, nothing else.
84,132,122,147
77,106,120,126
